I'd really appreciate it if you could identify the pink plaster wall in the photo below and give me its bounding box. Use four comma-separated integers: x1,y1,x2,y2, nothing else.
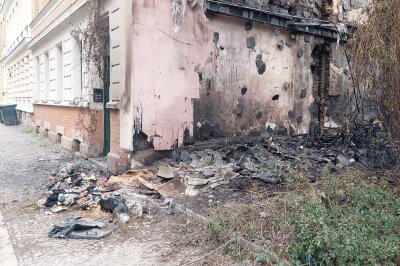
132,0,214,150
131,1,315,151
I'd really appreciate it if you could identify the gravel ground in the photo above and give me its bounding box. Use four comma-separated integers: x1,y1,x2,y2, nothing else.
0,124,186,266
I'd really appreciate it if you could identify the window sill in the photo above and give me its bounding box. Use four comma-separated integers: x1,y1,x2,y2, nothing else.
16,107,33,113
106,101,120,110
33,101,79,108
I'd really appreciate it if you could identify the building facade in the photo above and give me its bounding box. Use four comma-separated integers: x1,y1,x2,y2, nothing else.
0,0,370,174
120,0,367,172
0,0,4,103
0,0,35,122
29,0,130,163
0,0,131,173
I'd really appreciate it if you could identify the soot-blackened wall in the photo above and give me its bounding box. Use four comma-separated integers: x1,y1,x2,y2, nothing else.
194,16,315,140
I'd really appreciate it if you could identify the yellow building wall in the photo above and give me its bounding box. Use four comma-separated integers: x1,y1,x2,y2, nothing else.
32,0,51,18
32,0,75,38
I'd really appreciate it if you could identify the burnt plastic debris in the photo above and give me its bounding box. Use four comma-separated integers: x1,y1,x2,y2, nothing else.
100,196,130,223
48,214,116,240
45,189,66,207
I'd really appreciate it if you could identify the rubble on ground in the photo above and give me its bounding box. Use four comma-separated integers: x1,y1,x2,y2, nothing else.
40,124,396,239
48,214,117,240
39,159,180,231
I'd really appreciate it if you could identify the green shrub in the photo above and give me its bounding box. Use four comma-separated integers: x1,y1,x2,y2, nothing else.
288,177,400,265
184,171,399,265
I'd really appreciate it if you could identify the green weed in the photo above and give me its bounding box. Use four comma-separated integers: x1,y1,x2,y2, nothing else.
186,170,400,265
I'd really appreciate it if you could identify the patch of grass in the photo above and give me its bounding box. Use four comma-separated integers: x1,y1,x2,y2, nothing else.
182,169,400,265
20,127,32,134
26,131,39,138
22,201,40,213
178,199,291,264
289,171,400,265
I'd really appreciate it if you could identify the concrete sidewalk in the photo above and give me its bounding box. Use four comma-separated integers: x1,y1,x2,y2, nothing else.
0,210,18,266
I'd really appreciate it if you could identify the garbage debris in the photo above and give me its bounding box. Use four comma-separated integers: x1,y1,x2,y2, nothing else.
157,165,177,179
106,169,153,190
44,189,65,207
256,173,281,185
57,162,75,175
99,196,130,224
157,178,187,197
40,159,180,228
48,214,116,240
39,124,395,237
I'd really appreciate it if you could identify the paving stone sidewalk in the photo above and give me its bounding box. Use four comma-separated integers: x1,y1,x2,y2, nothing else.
0,124,180,266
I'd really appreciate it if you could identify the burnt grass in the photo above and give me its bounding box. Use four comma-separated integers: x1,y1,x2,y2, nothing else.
170,127,399,265
176,124,396,214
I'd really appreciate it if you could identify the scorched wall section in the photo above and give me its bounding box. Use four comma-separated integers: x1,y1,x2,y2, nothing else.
194,16,314,139
131,1,317,150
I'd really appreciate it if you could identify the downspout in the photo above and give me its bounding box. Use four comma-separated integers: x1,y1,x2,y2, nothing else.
80,41,83,96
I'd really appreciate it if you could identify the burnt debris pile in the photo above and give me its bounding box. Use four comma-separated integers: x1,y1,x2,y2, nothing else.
41,126,396,216
42,161,111,213
306,124,397,169
39,124,396,239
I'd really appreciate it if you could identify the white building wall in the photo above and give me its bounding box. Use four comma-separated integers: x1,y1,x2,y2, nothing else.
4,0,32,54
30,0,121,109
39,53,45,101
2,0,33,112
30,54,36,103
108,0,133,151
32,22,84,105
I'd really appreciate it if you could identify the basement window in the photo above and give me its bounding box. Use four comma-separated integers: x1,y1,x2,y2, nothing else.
72,139,81,153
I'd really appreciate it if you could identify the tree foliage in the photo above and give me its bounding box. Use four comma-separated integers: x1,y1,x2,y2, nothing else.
350,0,400,140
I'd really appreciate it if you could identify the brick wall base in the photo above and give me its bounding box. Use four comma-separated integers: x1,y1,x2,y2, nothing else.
33,104,104,158
110,109,120,154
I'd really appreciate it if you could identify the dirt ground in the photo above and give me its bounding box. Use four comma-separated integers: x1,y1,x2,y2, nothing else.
0,124,201,266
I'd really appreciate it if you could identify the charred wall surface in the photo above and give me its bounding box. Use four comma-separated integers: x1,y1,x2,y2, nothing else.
193,0,368,140
194,18,315,140
130,0,371,151
221,0,371,22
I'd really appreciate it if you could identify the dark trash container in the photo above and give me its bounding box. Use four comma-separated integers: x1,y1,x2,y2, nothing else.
0,104,18,126
0,105,3,124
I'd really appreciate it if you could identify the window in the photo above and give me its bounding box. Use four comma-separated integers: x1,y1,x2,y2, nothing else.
49,49,56,102
35,55,40,101
43,51,49,101
56,42,63,102
70,36,83,101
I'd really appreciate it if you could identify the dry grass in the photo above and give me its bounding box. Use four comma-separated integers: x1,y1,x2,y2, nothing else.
349,0,400,150
22,201,40,213
174,167,400,265
173,193,294,264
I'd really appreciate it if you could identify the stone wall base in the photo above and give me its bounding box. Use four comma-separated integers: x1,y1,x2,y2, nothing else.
61,136,74,151
48,131,61,144
80,143,102,158
16,111,33,126
107,153,119,175
107,149,131,175
38,127,48,138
